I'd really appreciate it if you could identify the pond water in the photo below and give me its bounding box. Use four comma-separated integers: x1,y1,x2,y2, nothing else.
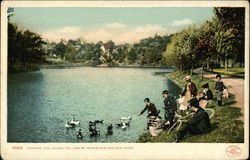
8,67,181,143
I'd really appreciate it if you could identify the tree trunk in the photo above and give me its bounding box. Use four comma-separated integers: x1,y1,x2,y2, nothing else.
206,62,209,71
201,64,204,81
190,65,193,76
211,61,214,72
225,58,228,74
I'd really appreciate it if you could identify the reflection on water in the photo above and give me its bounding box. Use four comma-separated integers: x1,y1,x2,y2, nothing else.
8,67,181,142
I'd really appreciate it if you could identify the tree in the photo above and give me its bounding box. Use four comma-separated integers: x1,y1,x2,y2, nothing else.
213,7,245,67
163,33,185,70
214,29,236,73
162,7,245,78
127,47,137,64
164,27,199,73
7,7,14,20
53,39,66,59
64,43,76,61
8,19,47,72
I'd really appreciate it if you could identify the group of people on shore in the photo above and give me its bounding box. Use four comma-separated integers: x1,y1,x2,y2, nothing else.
138,74,228,142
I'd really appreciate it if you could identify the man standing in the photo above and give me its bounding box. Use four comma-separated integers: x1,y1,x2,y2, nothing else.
175,98,211,142
138,98,158,118
162,90,177,126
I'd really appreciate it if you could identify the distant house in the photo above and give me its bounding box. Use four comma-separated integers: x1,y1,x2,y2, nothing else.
99,41,115,54
99,41,116,63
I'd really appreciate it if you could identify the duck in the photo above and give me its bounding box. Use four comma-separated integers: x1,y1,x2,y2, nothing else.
125,122,130,126
77,129,83,139
116,122,129,127
120,116,132,120
65,121,75,128
116,123,122,127
89,121,96,127
70,118,80,126
90,128,100,137
121,123,127,129
94,120,104,123
106,124,113,135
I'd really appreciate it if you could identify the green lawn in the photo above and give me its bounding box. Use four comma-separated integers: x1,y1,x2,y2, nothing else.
209,67,244,78
138,71,244,143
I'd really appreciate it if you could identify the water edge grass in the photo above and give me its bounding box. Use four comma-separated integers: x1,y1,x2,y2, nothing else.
138,71,244,143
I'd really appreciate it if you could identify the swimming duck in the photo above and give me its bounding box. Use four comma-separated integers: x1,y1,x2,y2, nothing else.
90,128,100,137
121,123,127,129
116,122,129,127
77,129,83,139
70,118,80,126
120,116,132,120
94,120,104,123
106,124,113,135
125,122,130,126
65,121,75,128
116,123,122,127
89,121,96,127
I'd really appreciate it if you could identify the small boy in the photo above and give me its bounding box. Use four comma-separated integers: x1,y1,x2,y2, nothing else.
215,74,226,106
162,90,177,125
138,98,158,118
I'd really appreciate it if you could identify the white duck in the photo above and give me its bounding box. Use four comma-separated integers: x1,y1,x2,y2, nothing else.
70,118,80,126
120,116,132,120
121,122,127,129
65,121,74,128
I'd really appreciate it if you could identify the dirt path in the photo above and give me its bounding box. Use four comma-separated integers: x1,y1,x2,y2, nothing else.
203,73,245,122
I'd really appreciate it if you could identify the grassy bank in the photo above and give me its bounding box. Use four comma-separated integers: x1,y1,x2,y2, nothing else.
208,67,244,78
138,71,244,143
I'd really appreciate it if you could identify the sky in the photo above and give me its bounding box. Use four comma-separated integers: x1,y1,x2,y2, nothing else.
11,7,214,44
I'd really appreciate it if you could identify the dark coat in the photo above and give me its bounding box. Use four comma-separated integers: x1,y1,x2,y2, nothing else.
187,108,211,133
203,89,213,100
215,81,225,91
182,82,198,97
163,96,177,114
140,103,157,115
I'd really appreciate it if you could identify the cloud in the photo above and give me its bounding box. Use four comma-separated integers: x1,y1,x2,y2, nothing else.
104,22,127,29
82,24,174,44
41,23,175,44
170,18,194,27
42,26,83,42
118,24,174,43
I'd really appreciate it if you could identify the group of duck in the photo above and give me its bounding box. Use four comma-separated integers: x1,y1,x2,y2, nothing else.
64,116,132,139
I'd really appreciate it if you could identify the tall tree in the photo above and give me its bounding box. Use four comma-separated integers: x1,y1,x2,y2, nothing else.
213,7,245,67
53,39,66,59
8,21,46,72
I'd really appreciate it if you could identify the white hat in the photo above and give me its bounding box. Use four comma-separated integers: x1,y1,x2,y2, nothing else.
183,76,191,81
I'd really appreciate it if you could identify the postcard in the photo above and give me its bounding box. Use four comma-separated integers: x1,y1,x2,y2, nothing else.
1,1,249,159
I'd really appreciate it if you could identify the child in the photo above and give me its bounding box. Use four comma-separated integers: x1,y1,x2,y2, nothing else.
162,90,177,126
177,95,187,116
138,98,158,118
201,83,213,102
215,74,226,106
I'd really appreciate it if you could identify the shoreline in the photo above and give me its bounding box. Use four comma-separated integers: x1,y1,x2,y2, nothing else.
166,73,183,88
138,71,244,143
40,64,174,69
